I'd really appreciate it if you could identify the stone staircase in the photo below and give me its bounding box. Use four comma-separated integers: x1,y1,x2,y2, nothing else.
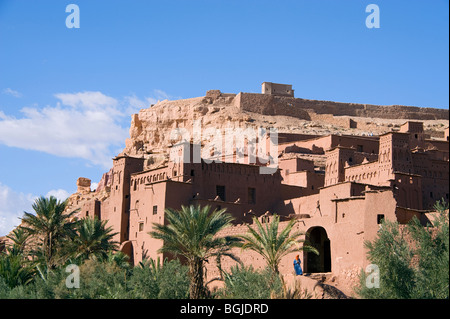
298,273,350,299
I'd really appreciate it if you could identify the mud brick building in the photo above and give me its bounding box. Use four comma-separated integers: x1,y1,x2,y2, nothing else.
70,119,448,282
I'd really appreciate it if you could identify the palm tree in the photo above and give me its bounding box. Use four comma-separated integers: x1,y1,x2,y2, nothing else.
101,251,131,270
5,227,30,257
20,196,78,269
69,217,119,262
238,214,318,275
148,204,241,299
0,253,35,288
1,228,35,288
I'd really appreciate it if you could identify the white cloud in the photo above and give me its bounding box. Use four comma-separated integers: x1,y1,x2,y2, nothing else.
0,89,175,235
90,182,98,191
46,189,70,202
153,89,171,100
54,91,118,109
0,91,129,169
2,88,22,98
0,110,8,120
0,184,73,236
0,183,36,236
123,94,149,115
125,89,180,109
0,90,179,169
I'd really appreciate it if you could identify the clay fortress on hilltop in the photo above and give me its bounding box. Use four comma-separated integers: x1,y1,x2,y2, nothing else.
3,82,449,294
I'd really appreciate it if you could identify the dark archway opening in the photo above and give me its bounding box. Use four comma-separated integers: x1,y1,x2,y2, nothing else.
304,227,331,273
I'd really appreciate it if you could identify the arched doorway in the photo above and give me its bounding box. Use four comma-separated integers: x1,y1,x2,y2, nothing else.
304,227,331,273
119,240,134,265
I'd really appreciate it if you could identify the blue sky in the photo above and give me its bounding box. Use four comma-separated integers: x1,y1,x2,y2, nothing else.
0,0,448,235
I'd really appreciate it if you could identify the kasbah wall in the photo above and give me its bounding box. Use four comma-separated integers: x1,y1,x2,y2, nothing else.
21,82,447,294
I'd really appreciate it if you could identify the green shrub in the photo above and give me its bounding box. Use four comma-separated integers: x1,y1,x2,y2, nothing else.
128,258,189,299
0,276,11,298
357,200,449,299
218,265,283,299
128,263,159,298
156,259,189,299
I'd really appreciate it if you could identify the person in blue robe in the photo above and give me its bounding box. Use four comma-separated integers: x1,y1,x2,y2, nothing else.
294,255,303,275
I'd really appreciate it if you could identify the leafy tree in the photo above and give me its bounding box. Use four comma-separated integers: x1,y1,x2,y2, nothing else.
20,196,78,269
149,204,241,299
357,199,449,299
408,199,449,298
357,219,415,299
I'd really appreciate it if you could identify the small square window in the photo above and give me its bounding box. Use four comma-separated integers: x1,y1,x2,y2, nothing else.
153,205,158,215
139,222,144,232
377,214,385,224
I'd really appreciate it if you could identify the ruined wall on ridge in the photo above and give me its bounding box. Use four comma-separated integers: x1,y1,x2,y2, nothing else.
236,92,449,121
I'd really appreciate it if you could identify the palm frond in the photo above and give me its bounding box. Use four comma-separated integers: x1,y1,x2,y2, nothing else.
238,214,317,273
